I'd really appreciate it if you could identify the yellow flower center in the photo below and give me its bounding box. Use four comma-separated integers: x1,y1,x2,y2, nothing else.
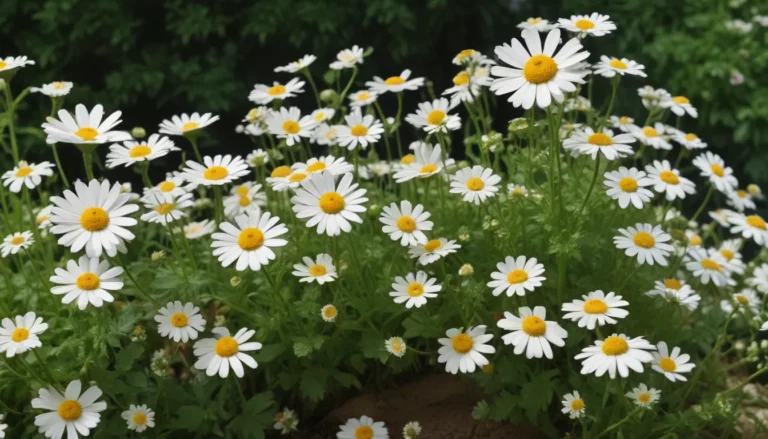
453,72,470,86
0,61,6,70
609,59,628,70
638,392,651,404
583,299,608,314
238,196,251,207
466,177,485,191
419,164,438,174
308,264,327,277
523,54,558,84
203,166,229,181
11,327,29,342
354,426,374,439
80,207,110,231
401,154,416,165
350,124,368,137
737,295,750,305
314,112,326,121
282,120,300,134
58,400,82,421
323,306,337,319
129,145,152,158
659,357,677,372
642,126,658,138
267,84,286,96
720,249,735,260
306,162,326,173
356,91,371,101
10,236,25,245
455,49,475,60
574,19,595,30
601,336,629,356
746,215,767,230
701,258,721,272
619,116,631,125
154,203,176,215
182,122,199,132
619,177,638,193
451,333,473,354
74,127,99,141
214,336,239,357
673,96,690,105
664,279,682,290
427,110,446,125
36,216,49,225
659,170,679,185
396,216,417,233
389,339,404,354
76,272,101,290
236,184,249,196
384,76,405,86
133,412,148,426
15,167,33,177
737,190,747,198
407,282,425,297
633,232,655,248
511,188,526,198
685,133,697,141
424,239,442,252
237,227,264,251
247,109,260,121
587,133,613,146
688,234,702,246
289,173,307,183
271,166,292,178
159,181,176,192
506,269,528,284
521,316,546,336
170,313,188,328
527,17,543,24
319,192,346,214
570,399,585,411
710,164,724,177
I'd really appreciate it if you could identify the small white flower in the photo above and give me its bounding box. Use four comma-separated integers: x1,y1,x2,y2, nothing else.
274,54,316,73
266,107,319,147
728,213,768,247
42,104,131,145
49,256,124,310
334,107,384,151
561,391,586,418
638,86,670,109
575,333,655,378
726,189,756,212
558,13,616,38
211,211,288,271
402,421,422,439
159,112,219,136
366,69,424,94
330,46,364,70
626,384,660,408
662,95,697,118
291,172,368,237
603,167,654,209
2,161,54,192
393,143,447,183
561,290,628,330
0,311,48,357
193,327,262,378
336,416,389,439
385,337,407,357
292,253,337,284
692,151,738,194
684,248,732,286
593,56,646,77
487,255,546,297
644,160,696,201
673,132,707,150
517,17,552,32
184,220,216,240
748,263,768,294
437,326,495,374
405,98,461,134
321,304,338,322
154,301,206,343
140,191,194,225
106,134,179,168
0,231,33,257
379,200,433,246
408,238,461,265
609,115,637,132
450,166,501,205
563,127,635,160
121,404,156,433
631,123,672,150
32,380,106,439
651,342,695,382
390,271,441,308
497,306,567,359
0,55,35,73
614,223,674,266
348,90,378,107
246,149,269,167
181,155,250,187
249,78,305,104
31,81,73,97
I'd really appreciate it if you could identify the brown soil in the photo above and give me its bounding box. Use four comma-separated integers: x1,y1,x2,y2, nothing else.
298,373,545,438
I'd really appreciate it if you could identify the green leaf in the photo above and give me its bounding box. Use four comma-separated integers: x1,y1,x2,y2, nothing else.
253,343,286,363
472,400,490,420
519,370,558,421
300,368,328,401
334,372,362,389
170,405,207,431
115,343,144,371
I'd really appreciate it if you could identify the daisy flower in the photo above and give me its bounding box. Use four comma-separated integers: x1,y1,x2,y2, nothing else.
393,143,446,182
368,161,392,177
2,161,54,192
562,127,635,160
490,28,589,109
558,13,616,38
0,231,33,257
184,220,216,240
610,115,637,132
314,124,338,145
657,286,701,311
497,306,567,359
644,160,696,201
673,132,707,150
145,175,187,199
450,166,501,205
292,253,337,284
405,98,461,133
266,169,310,192
246,149,269,167
366,69,424,94
389,271,441,309
49,255,124,310
0,311,47,357
517,17,552,32
652,342,695,382
507,184,529,199
0,414,6,438
442,70,483,108
723,289,762,315
249,78,305,104
42,104,130,145
437,326,495,374
122,404,155,433
452,49,494,66
727,189,756,212
334,107,384,150
140,192,194,225
631,123,672,150
310,108,335,123
564,95,592,112
293,155,353,176
49,179,139,257
330,45,364,70
291,171,368,236
663,95,697,118
684,248,732,286
211,211,288,271
638,85,671,109
274,408,299,434
337,416,389,439
728,213,768,246
692,152,738,194
402,421,421,439
274,54,316,73
561,392,586,419
265,107,318,146
223,185,266,218
0,55,34,73
385,337,407,357
243,107,270,125
106,134,179,168
36,205,53,229
575,333,655,378
348,90,378,107
748,263,768,294
321,304,338,322
613,223,674,266
193,327,262,378
626,384,660,408
408,238,461,265
379,200,433,246
603,167,654,209
181,155,250,187
593,56,646,77
487,255,546,297
32,380,106,439
719,239,745,273
157,112,218,137
710,208,736,227
154,301,206,343
561,290,629,330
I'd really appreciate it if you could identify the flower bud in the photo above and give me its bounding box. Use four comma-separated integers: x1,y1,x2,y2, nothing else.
131,127,146,139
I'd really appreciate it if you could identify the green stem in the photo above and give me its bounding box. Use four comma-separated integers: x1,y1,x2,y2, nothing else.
690,185,714,222
166,222,190,298
337,67,358,111
373,101,393,163
577,154,601,217
3,83,19,163
598,407,640,438
213,186,224,224
140,162,153,188
303,68,322,108
114,254,161,306
188,136,203,163
395,92,404,157
50,144,70,188
81,151,95,181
